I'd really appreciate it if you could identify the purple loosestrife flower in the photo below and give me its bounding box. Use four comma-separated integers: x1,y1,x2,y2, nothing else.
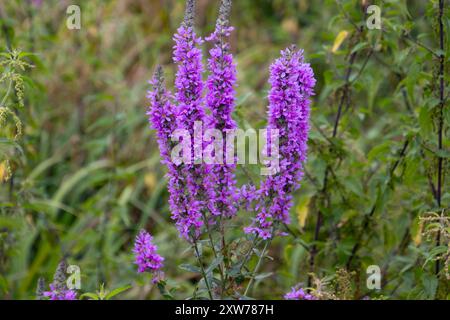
43,284,77,300
147,66,203,240
173,0,205,138
245,46,316,239
133,230,164,275
205,0,237,217
284,287,316,300
43,260,77,300
173,1,204,125
173,0,216,223
36,277,46,300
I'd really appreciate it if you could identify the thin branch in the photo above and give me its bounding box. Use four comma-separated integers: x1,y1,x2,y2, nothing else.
350,49,373,85
335,0,360,32
346,138,410,268
193,240,214,300
402,33,441,58
332,51,358,137
435,0,445,276
244,239,271,296
308,37,360,285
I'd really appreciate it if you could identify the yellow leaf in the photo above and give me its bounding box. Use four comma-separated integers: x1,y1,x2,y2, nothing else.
296,198,311,228
0,163,5,181
332,30,349,53
413,220,423,246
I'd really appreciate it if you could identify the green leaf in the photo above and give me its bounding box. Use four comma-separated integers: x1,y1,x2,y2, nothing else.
105,285,132,300
206,256,223,275
421,274,438,299
79,293,100,300
179,264,201,274
351,42,368,54
254,272,273,280
368,141,393,162
418,107,433,137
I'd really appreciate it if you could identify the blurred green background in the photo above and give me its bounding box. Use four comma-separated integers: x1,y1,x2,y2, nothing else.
0,0,448,299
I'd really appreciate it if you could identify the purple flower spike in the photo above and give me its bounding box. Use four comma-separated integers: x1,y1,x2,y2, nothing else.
172,0,216,231
43,260,77,300
133,230,164,274
148,66,203,240
205,0,238,218
246,46,316,239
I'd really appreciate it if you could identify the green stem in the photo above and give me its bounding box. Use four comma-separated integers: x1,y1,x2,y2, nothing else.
239,237,258,272
201,213,225,298
434,0,445,276
218,215,227,299
193,240,214,300
244,239,270,297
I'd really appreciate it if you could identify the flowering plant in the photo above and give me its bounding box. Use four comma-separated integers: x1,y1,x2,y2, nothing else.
144,0,315,299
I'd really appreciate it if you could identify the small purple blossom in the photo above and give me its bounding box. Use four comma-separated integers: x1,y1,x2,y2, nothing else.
43,284,77,300
133,230,164,274
284,287,316,300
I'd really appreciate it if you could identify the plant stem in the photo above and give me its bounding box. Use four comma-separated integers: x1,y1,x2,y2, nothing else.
218,215,228,299
402,33,440,58
346,138,410,268
435,0,445,276
193,240,214,300
239,237,259,272
309,42,359,285
244,239,270,297
201,213,225,298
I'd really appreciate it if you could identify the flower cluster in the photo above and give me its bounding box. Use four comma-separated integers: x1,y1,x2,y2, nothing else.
245,46,316,239
40,260,77,300
205,0,237,218
43,284,77,300
148,0,315,242
173,0,214,237
133,230,164,279
148,0,238,240
284,287,316,300
148,65,203,240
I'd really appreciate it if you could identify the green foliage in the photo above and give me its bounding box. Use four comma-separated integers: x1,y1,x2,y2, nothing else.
79,284,131,300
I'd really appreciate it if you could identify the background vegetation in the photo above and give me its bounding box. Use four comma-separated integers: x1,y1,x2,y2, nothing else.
0,0,448,299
